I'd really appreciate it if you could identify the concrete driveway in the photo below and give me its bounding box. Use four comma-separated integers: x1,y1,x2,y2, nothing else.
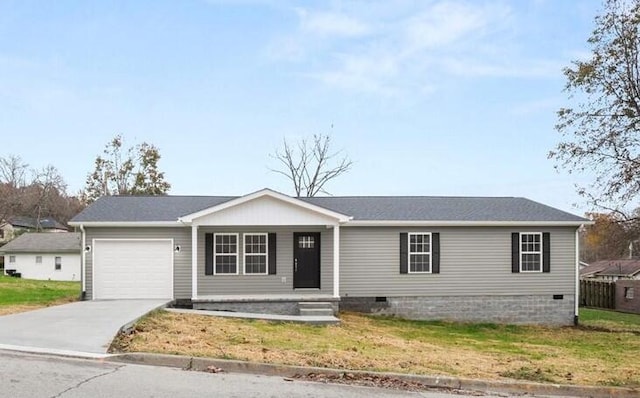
0,300,168,356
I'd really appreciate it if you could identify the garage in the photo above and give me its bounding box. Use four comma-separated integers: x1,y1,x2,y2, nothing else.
93,239,173,299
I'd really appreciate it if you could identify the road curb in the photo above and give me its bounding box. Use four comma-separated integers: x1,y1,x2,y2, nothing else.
118,300,172,336
108,352,639,397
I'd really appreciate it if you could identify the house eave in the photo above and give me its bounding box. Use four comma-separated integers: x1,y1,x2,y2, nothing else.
344,220,591,227
0,250,81,254
68,221,182,228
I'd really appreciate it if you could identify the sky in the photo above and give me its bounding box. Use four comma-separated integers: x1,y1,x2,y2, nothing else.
0,0,603,215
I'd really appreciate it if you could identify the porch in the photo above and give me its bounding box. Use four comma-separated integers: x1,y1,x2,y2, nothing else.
177,189,351,313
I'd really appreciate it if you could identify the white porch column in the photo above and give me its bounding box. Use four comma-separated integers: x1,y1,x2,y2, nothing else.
192,225,198,299
333,224,340,298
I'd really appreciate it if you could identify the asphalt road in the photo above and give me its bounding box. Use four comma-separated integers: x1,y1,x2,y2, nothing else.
0,351,491,398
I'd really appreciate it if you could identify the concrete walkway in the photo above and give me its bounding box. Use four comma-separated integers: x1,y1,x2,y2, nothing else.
0,300,168,356
167,308,340,325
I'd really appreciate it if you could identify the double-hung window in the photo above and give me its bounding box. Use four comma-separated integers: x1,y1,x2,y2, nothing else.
520,233,542,272
55,256,62,270
244,233,268,274
214,234,238,274
408,233,431,273
36,256,42,264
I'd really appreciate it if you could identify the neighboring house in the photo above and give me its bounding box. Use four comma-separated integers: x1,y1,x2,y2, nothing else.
0,216,68,243
580,259,640,281
0,233,81,281
68,188,589,326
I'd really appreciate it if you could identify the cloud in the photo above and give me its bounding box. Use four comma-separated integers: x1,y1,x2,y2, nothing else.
403,1,507,51
266,0,568,96
297,9,369,37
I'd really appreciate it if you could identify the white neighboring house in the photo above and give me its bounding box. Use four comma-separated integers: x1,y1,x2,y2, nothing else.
1,233,81,281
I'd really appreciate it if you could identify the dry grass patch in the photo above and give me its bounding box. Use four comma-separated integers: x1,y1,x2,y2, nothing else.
114,310,640,387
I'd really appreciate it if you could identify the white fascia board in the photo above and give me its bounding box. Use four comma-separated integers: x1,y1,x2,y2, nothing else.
68,221,183,228
344,220,592,227
179,188,351,223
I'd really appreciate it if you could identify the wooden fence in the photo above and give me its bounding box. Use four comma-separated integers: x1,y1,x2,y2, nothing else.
580,280,616,309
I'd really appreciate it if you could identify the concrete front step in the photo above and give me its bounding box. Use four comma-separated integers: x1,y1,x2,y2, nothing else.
297,301,334,309
299,308,335,317
297,301,336,318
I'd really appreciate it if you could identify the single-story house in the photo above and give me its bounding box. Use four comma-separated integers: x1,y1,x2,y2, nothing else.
68,188,589,325
0,232,81,281
580,259,640,281
0,216,68,243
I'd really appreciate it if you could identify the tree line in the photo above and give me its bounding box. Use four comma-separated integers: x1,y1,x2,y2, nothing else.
0,132,351,229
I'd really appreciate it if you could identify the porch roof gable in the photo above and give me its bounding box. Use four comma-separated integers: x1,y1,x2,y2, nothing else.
178,188,352,225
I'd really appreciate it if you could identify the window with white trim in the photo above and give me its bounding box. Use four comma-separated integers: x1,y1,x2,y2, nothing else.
520,233,542,272
214,234,238,274
625,287,634,299
244,233,267,274
55,256,62,270
35,256,42,264
9,255,15,263
409,233,431,273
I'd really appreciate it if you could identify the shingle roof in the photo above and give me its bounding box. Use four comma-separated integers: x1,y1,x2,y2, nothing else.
301,196,586,222
0,233,81,253
70,194,587,223
581,259,640,277
8,216,68,230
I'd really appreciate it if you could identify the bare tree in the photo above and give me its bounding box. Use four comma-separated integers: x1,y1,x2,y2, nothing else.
271,134,352,197
0,155,28,188
0,155,29,224
30,165,67,230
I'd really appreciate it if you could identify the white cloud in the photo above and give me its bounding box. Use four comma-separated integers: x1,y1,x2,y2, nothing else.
267,0,566,95
403,1,506,51
297,9,369,37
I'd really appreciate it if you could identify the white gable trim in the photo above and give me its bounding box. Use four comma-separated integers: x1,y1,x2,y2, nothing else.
179,188,351,224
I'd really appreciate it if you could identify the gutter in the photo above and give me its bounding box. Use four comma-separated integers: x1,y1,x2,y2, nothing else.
575,227,580,325
80,224,86,298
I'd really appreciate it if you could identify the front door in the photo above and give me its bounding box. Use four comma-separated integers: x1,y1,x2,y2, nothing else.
293,232,321,289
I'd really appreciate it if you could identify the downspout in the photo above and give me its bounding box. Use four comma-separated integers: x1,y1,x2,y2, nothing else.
574,227,580,326
80,224,87,300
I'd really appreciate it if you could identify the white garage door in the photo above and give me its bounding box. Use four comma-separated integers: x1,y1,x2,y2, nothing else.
93,239,173,299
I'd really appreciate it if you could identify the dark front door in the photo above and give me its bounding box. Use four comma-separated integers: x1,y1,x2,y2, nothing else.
293,232,321,289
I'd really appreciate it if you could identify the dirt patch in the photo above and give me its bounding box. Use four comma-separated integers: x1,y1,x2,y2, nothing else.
291,372,484,395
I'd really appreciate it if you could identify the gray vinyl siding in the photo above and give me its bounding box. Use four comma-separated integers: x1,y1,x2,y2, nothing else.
83,227,192,299
340,226,577,297
197,226,333,296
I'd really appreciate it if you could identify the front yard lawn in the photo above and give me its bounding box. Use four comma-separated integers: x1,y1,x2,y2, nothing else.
0,275,80,315
113,308,640,387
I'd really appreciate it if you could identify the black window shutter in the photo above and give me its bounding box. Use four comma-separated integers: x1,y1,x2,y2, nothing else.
400,233,408,274
511,233,520,273
542,232,551,273
205,233,214,275
268,233,277,275
431,233,440,274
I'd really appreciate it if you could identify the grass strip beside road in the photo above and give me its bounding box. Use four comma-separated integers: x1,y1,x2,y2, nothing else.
0,275,80,315
113,309,640,387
